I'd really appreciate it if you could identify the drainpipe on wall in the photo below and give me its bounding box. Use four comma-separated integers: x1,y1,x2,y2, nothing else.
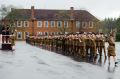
31,6,35,36
70,7,74,34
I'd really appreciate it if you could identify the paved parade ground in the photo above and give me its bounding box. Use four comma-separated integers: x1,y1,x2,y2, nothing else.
0,42,120,79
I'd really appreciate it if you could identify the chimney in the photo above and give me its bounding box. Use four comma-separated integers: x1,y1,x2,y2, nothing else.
31,6,35,19
70,7,74,19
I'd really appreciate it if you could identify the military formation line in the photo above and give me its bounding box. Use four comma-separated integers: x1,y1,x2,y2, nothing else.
26,32,108,62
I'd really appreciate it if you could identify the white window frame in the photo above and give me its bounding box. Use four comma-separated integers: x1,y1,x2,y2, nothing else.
50,21,55,27
17,21,22,27
57,21,62,28
44,21,48,27
38,21,42,27
64,21,68,28
24,32,29,39
76,21,80,28
24,21,29,27
89,21,93,28
17,32,22,39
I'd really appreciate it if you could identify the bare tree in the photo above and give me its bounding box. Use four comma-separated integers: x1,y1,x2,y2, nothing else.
0,5,17,19
0,4,23,33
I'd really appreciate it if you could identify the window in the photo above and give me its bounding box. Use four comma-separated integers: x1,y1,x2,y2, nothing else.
24,32,29,39
51,32,54,35
44,21,48,27
44,32,48,36
13,22,16,27
85,22,88,27
57,21,62,28
56,32,59,35
24,21,29,27
60,32,62,34
82,22,86,28
22,21,24,27
76,21,80,28
64,21,68,28
53,32,56,35
89,21,93,28
48,32,51,35
17,21,21,27
42,32,45,35
17,32,22,39
50,21,55,27
43,32,47,36
37,32,42,36
38,21,42,27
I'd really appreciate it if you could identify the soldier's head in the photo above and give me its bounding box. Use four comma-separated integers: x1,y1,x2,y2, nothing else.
100,32,103,34
109,33,114,37
91,32,94,35
83,32,87,35
87,32,91,36
100,33,104,37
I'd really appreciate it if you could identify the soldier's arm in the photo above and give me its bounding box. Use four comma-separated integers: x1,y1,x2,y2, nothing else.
79,38,82,42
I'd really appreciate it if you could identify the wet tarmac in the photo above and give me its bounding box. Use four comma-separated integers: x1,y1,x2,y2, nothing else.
0,42,120,79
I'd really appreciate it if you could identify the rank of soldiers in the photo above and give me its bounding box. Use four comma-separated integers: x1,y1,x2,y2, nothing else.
26,32,107,61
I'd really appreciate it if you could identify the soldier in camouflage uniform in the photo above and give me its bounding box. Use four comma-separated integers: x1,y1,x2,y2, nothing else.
79,33,86,58
99,33,106,58
74,34,80,57
67,34,72,56
85,33,91,56
107,33,116,65
95,33,100,56
89,33,97,61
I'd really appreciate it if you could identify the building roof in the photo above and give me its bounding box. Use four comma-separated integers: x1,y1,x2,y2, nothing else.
5,9,31,20
5,8,99,22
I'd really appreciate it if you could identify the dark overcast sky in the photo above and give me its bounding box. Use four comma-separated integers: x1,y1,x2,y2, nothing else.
0,0,120,20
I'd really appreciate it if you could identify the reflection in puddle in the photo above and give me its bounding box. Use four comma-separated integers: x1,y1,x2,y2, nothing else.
31,56,49,65
0,61,13,64
108,64,116,73
0,50,15,55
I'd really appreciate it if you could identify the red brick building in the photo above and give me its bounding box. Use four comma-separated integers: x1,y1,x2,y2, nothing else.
5,6,100,40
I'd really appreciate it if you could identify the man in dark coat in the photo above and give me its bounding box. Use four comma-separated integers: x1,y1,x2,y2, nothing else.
6,26,10,43
1,25,6,43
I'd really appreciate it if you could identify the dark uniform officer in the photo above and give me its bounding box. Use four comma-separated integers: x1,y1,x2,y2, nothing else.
6,26,10,43
2,26,6,43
